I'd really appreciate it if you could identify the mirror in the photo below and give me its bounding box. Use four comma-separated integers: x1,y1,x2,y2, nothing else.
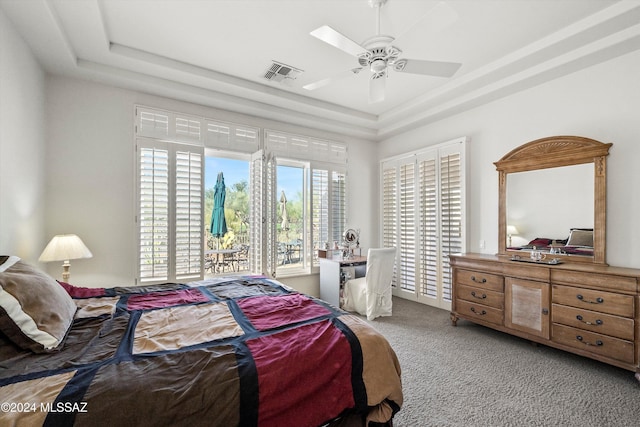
495,136,612,265
507,164,594,249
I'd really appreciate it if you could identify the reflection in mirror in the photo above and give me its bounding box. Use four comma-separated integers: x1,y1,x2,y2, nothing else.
507,164,594,253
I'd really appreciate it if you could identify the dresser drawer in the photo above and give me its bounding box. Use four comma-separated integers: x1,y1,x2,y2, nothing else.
552,304,634,341
457,284,503,309
552,324,634,365
456,269,503,292
552,285,634,318
456,299,503,326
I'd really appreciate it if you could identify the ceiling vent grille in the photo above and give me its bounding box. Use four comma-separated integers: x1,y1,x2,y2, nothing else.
263,61,303,84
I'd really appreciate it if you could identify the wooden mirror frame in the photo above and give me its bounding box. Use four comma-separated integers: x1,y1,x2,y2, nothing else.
495,136,612,265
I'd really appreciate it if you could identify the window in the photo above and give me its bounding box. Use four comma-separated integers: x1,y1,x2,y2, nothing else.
135,106,347,281
381,137,467,310
265,130,348,277
137,138,204,283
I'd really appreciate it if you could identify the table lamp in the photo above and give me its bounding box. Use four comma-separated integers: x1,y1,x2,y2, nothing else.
39,234,92,281
506,225,519,247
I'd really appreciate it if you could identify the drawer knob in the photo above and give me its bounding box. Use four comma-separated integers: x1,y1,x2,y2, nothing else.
471,276,487,284
576,335,604,346
576,294,604,304
470,291,487,299
470,307,487,316
576,315,603,326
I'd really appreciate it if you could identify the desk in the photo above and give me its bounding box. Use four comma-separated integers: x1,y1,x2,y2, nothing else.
205,249,241,273
319,255,367,307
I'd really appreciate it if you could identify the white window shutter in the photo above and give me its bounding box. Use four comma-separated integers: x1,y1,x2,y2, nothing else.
382,137,466,309
312,169,329,247
249,150,265,275
265,155,278,277
174,150,203,280
265,130,347,165
381,163,398,286
439,148,464,302
418,154,438,298
138,144,170,282
205,120,259,153
136,139,204,283
138,108,170,139
331,170,346,242
399,161,416,292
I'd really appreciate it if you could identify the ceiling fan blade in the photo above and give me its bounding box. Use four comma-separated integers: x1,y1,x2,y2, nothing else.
303,68,363,91
393,59,462,78
310,25,367,58
369,73,386,104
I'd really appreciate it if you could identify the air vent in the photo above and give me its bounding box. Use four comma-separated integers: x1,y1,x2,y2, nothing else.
263,61,303,84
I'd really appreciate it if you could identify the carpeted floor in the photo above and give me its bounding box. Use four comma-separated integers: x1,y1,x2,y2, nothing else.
365,297,640,427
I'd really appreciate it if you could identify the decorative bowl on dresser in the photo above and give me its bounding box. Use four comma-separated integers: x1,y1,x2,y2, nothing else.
450,136,640,381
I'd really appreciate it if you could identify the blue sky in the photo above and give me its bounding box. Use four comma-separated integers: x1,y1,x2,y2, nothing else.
205,157,302,200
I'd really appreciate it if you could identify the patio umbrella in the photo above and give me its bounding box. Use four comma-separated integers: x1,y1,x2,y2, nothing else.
210,172,228,246
280,190,289,231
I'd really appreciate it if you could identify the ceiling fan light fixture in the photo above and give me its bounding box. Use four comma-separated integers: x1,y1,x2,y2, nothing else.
370,58,387,73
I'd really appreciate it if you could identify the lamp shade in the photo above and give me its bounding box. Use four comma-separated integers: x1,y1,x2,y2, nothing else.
506,225,519,235
39,234,93,262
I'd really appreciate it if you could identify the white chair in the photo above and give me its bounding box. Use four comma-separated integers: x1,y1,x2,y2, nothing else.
342,248,396,321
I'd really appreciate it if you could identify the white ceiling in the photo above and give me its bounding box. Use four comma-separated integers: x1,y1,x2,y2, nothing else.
2,0,639,140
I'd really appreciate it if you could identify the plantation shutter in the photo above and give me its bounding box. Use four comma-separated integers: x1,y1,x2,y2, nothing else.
174,150,203,279
418,153,438,299
137,139,204,283
249,150,265,275
249,150,277,277
312,168,347,249
381,164,398,286
265,155,278,277
439,146,464,302
381,137,466,309
399,161,416,292
138,144,170,281
331,170,347,242
312,170,329,247
265,130,347,273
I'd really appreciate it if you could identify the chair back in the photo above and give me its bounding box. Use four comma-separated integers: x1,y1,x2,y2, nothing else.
366,247,396,290
364,247,396,319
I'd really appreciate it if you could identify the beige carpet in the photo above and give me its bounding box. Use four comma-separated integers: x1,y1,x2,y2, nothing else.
365,297,640,427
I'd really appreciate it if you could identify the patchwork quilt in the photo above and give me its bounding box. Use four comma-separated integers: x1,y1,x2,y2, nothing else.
0,276,402,427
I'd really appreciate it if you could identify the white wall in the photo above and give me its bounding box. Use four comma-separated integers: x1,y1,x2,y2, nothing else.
44,76,378,293
0,9,46,263
379,50,640,269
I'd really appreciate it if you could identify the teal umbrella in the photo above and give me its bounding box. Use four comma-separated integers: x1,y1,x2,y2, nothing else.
210,172,228,242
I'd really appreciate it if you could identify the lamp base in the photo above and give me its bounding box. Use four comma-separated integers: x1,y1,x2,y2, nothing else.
61,260,71,282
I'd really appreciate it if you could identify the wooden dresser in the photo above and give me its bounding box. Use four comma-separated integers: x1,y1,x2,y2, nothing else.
450,253,640,375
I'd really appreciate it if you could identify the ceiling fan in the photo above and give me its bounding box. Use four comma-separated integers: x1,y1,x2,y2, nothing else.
303,0,462,103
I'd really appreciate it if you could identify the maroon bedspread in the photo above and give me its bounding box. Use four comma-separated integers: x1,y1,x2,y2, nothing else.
0,276,402,426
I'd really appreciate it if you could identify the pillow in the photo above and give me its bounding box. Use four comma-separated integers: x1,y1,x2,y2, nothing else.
0,256,77,353
57,280,106,298
527,238,552,247
566,229,594,248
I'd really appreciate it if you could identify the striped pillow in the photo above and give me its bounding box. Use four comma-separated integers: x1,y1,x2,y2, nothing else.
0,256,77,352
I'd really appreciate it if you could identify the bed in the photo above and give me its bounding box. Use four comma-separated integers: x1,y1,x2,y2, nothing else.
507,228,594,257
0,256,402,426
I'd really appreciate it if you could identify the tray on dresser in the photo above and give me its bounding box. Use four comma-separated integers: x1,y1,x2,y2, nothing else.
509,256,563,265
